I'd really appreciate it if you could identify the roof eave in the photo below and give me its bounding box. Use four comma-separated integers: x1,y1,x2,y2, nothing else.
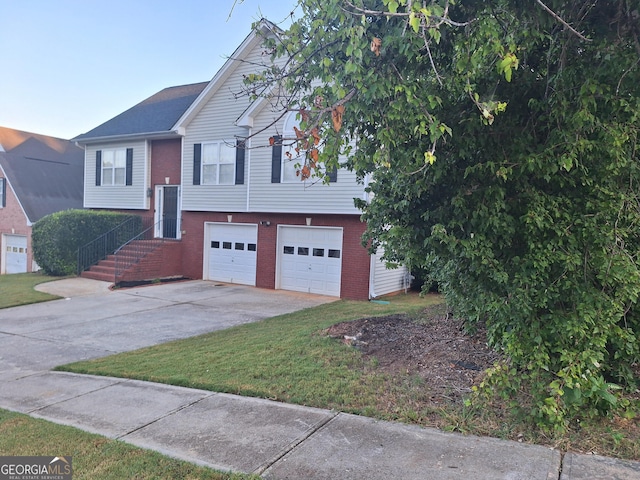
73,130,183,146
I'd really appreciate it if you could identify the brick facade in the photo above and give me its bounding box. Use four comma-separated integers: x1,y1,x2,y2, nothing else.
118,240,183,283
90,138,375,300
179,211,371,300
0,177,34,273
150,139,182,189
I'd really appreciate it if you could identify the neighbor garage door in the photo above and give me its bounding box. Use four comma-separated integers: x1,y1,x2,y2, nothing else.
3,234,27,274
205,223,257,285
277,226,342,297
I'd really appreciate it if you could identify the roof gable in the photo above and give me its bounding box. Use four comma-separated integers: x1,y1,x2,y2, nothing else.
175,19,281,130
0,127,84,223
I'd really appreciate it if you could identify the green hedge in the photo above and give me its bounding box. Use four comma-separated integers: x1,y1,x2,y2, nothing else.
32,210,139,276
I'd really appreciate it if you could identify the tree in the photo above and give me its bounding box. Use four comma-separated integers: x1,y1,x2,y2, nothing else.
243,0,640,429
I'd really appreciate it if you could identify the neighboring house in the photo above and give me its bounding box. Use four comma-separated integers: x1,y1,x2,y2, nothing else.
74,20,408,300
0,127,84,274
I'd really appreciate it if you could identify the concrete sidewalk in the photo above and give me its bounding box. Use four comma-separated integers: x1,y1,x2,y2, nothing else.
1,279,639,479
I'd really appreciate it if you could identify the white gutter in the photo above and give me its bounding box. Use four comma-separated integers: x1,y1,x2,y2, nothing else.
74,130,182,146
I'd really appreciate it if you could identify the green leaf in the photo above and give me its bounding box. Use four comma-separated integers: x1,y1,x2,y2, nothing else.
387,1,399,14
409,12,420,33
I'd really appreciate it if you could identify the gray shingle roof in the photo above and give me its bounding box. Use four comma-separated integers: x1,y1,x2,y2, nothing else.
0,127,84,223
73,82,209,142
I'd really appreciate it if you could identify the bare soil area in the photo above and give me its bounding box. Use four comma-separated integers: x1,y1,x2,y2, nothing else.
325,303,501,405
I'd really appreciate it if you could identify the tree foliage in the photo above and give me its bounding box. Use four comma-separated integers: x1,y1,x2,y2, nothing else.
244,0,640,428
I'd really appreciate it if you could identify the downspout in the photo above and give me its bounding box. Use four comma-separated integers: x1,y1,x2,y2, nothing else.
246,135,251,212
368,251,378,300
364,172,378,300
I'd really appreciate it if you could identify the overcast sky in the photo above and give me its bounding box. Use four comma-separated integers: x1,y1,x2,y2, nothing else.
0,0,298,139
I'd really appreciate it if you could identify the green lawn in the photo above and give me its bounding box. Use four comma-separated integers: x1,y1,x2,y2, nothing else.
0,409,258,480
0,272,62,309
58,292,640,461
5,275,638,462
58,294,436,417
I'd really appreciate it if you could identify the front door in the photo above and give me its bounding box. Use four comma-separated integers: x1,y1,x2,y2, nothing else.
155,186,180,239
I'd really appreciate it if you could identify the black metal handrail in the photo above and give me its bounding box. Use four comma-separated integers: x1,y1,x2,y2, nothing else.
114,220,164,278
76,216,153,275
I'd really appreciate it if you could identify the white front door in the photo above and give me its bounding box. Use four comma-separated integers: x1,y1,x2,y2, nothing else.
205,223,258,286
3,234,28,274
277,226,343,297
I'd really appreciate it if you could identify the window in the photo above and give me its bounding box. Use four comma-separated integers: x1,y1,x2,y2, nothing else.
281,114,304,182
223,242,232,249
313,248,325,257
298,247,309,256
247,243,257,251
328,249,341,258
202,141,235,185
0,177,5,208
283,246,295,255
271,112,336,183
101,149,127,186
211,241,220,248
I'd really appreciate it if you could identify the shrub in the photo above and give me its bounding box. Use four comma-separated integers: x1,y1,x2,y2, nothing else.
32,210,138,276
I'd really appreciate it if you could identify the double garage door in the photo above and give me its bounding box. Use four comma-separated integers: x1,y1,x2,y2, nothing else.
204,223,342,297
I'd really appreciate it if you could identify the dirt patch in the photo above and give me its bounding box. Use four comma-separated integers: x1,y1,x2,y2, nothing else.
324,304,501,405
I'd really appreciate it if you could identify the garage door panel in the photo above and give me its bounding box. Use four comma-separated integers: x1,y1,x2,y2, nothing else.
206,224,257,286
3,235,28,274
278,226,343,297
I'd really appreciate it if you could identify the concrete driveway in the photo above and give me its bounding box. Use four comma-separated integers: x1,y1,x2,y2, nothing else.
0,279,335,381
1,279,639,479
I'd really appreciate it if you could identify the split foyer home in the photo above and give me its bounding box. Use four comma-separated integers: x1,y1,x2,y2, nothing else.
0,126,84,274
74,20,408,300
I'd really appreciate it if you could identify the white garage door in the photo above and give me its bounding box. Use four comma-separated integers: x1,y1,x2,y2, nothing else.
4,234,27,274
205,223,257,286
278,226,342,297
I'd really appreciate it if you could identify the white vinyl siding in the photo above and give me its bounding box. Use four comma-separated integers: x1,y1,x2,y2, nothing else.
370,250,410,298
84,140,148,209
181,30,366,215
248,107,364,214
181,43,262,211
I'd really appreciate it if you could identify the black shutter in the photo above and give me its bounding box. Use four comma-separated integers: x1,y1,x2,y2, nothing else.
327,164,338,183
125,148,133,185
271,135,282,183
1,178,5,207
95,150,102,186
235,140,245,185
193,143,201,185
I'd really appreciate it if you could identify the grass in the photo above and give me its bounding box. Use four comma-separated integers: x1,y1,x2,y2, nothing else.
0,272,63,309
5,277,637,463
58,294,436,415
0,409,258,479
58,292,640,461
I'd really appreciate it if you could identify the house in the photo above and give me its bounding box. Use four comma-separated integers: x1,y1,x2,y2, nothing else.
0,127,84,274
73,20,408,300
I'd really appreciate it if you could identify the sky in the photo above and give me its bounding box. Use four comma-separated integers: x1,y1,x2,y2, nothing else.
0,0,298,140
